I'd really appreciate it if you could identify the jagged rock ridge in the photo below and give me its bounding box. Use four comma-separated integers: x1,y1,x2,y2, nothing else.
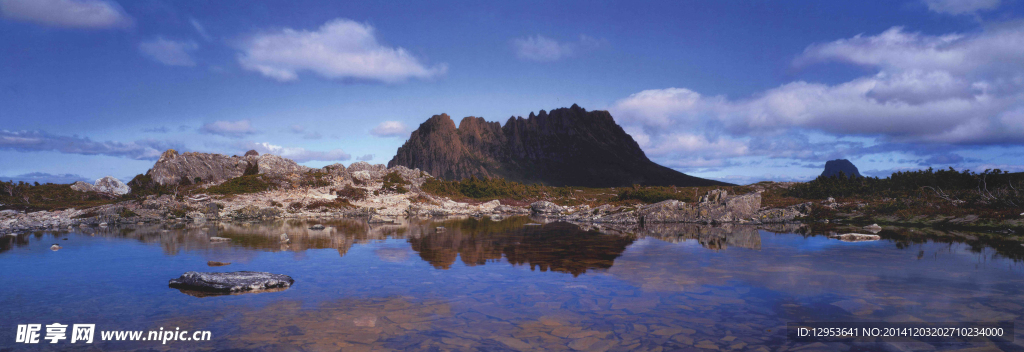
388,104,731,187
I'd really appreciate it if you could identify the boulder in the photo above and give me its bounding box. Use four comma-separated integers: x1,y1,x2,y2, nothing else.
637,190,761,224
309,224,325,230
70,176,131,196
829,233,881,242
168,271,294,293
530,201,564,216
147,149,310,186
186,211,206,223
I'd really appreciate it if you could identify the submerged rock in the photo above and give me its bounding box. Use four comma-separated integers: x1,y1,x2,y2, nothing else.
829,233,881,242
207,261,231,266
168,271,294,293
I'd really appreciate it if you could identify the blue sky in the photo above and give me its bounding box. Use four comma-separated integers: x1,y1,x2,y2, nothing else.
2,0,1023,185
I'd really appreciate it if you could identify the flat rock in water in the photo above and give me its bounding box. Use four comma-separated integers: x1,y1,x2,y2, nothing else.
207,261,231,266
169,271,294,293
209,236,231,242
829,233,881,242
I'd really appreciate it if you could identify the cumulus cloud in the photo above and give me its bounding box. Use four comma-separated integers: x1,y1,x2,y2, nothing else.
0,130,165,160
512,34,605,62
199,120,256,138
357,154,373,161
237,18,446,83
139,38,199,67
0,0,132,29
922,0,1000,15
243,142,350,162
370,121,409,137
612,23,1024,172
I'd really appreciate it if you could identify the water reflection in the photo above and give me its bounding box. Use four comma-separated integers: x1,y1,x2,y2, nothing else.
4,217,1024,351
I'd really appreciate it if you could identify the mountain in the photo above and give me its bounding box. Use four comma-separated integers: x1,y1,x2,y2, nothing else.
387,104,731,187
821,159,862,178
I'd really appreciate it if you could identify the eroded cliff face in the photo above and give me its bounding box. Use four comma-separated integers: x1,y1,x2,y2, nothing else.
389,104,731,187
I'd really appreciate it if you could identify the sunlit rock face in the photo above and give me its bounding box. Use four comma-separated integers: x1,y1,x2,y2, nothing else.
388,104,731,187
70,176,130,196
147,149,310,186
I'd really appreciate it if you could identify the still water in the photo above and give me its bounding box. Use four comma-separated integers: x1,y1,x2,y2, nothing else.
1,217,1023,351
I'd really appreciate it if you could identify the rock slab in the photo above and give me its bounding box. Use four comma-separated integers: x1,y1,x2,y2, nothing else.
168,271,294,293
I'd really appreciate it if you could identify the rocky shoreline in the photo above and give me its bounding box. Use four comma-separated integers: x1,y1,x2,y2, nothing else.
1,150,814,236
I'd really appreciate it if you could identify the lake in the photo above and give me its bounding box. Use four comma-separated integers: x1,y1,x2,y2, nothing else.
2,217,1023,351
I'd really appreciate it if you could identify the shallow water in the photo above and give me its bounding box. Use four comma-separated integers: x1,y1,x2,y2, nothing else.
2,217,1024,351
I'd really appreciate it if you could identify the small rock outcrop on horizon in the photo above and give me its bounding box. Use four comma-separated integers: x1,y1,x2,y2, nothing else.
821,159,862,178
388,104,731,187
148,149,310,186
71,176,131,196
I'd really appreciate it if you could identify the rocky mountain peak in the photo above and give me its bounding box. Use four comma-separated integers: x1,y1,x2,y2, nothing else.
389,105,730,187
821,159,863,178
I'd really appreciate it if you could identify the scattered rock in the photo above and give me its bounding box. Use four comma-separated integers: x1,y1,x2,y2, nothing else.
186,211,206,223
368,215,395,223
207,261,231,266
530,201,564,216
353,315,377,327
168,271,294,293
829,233,881,242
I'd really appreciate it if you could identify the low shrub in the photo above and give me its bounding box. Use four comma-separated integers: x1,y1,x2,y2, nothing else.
207,175,272,195
336,185,368,201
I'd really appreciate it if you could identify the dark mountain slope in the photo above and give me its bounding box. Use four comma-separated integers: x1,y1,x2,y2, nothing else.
388,104,731,187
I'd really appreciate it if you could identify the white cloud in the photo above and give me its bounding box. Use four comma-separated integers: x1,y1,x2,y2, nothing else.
370,121,409,137
0,130,164,160
512,34,605,62
190,18,212,41
199,120,256,138
237,18,446,83
357,154,373,161
923,0,1000,15
0,0,132,29
245,142,350,162
139,38,199,67
613,23,1024,172
513,35,573,62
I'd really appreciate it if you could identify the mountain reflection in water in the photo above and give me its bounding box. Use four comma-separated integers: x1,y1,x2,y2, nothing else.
4,216,1024,351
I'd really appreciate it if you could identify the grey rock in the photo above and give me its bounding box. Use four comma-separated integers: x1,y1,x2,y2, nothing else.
148,149,310,186
863,223,882,233
185,211,206,223
530,201,564,216
637,190,761,224
71,176,130,196
829,233,881,242
168,271,294,293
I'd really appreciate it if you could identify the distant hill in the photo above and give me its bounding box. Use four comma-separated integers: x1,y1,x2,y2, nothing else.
387,104,731,187
821,159,862,178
